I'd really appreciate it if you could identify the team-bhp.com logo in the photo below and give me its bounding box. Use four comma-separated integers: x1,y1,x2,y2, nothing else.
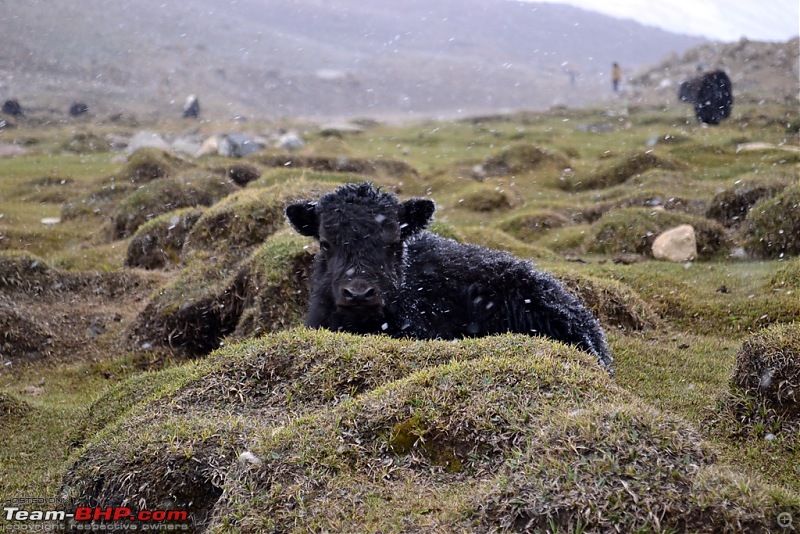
3,503,192,531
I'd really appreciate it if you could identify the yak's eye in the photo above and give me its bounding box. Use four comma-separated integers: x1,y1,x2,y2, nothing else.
319,239,332,252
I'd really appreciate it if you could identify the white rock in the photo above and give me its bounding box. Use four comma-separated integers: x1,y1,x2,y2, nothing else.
652,224,697,262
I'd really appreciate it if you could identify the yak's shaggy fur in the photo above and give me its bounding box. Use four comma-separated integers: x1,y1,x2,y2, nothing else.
679,70,733,125
286,183,613,372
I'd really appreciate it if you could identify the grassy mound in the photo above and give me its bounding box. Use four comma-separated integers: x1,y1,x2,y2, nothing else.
481,143,570,177
456,183,516,212
731,322,800,417
564,150,687,191
771,257,800,291
587,208,731,259
124,208,205,269
499,209,570,241
183,180,333,258
226,163,261,186
116,147,192,184
110,172,236,239
0,392,32,420
556,273,660,332
710,323,800,449
130,231,312,356
744,182,800,258
470,404,795,533
62,132,109,154
706,175,789,227
252,153,418,180
62,330,614,531
0,294,53,362
227,231,314,340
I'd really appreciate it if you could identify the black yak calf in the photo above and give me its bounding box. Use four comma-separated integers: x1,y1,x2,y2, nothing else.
678,70,733,125
286,183,613,373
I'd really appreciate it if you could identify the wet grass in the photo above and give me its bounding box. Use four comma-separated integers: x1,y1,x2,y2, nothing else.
1,101,799,527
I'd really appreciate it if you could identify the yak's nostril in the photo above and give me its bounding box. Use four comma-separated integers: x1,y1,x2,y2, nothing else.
341,283,377,302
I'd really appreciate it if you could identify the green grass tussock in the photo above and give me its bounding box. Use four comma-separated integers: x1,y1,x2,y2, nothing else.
1,391,33,420
731,322,800,417
771,256,800,291
499,208,571,241
706,174,790,227
587,207,731,259
470,404,797,533
111,172,236,239
744,182,800,258
183,180,335,258
563,150,687,191
116,147,192,184
125,207,205,269
480,143,570,177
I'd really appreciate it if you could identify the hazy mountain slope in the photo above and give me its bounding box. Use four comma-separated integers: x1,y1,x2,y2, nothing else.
1,0,707,119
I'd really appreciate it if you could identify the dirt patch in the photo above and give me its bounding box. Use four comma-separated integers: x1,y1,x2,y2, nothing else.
0,294,54,364
0,252,164,370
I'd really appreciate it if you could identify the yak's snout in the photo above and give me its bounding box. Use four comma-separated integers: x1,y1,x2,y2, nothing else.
337,278,382,308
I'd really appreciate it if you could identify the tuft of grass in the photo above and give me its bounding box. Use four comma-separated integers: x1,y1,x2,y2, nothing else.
455,183,517,212
125,207,205,269
744,182,800,258
499,208,571,241
481,143,570,177
771,256,800,291
587,207,731,260
562,150,687,191
116,147,192,184
110,172,235,239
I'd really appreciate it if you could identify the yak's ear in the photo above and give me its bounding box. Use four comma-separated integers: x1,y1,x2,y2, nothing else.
285,201,319,238
399,198,435,238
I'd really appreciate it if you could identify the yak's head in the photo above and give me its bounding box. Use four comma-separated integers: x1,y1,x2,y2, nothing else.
286,183,435,316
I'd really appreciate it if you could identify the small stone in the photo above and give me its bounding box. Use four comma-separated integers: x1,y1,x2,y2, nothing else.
652,224,697,262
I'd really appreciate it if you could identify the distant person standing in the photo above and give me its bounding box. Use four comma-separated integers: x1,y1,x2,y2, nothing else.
612,62,622,92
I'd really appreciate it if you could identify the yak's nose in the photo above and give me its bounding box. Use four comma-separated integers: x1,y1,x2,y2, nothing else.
340,279,379,306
